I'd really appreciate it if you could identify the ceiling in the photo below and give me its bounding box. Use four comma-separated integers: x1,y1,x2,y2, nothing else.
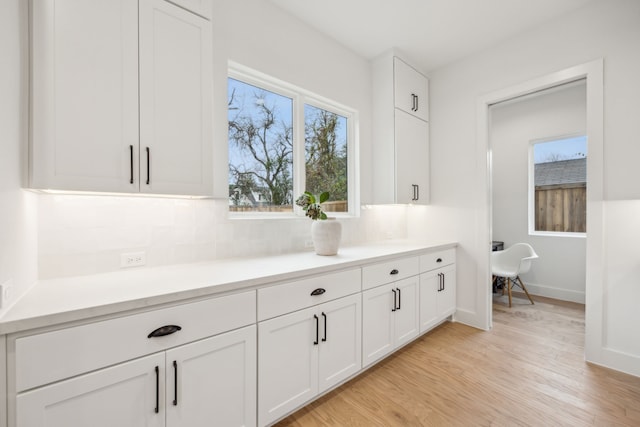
268,0,600,72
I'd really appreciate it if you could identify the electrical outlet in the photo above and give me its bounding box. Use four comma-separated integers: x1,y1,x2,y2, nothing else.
0,279,14,309
120,251,146,268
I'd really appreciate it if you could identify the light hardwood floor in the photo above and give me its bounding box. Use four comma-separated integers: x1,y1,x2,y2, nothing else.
275,293,640,426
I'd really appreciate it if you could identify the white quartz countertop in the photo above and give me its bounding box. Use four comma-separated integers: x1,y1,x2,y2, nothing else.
0,241,456,335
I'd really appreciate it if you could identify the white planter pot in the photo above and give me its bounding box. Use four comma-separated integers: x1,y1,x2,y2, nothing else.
311,218,342,256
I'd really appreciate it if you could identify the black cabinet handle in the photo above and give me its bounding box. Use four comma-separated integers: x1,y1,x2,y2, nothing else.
313,314,319,345
146,147,150,185
172,360,178,406
322,312,327,342
415,94,419,111
411,93,417,111
412,184,419,201
438,273,444,292
148,325,182,338
154,366,159,414
391,289,397,312
442,273,446,291
129,145,134,184
436,258,443,263
396,287,401,310
390,269,399,275
310,288,326,296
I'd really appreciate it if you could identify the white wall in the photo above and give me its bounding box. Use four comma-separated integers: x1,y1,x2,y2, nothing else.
0,0,37,317
490,82,586,303
426,0,640,375
27,0,410,279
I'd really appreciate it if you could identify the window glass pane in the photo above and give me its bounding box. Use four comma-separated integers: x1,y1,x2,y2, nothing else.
304,104,348,213
228,78,293,212
533,135,587,233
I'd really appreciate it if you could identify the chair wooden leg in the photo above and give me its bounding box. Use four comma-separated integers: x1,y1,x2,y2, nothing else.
516,276,535,305
507,278,512,307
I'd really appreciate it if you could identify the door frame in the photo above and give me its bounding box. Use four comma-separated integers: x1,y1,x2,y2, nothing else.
475,60,604,362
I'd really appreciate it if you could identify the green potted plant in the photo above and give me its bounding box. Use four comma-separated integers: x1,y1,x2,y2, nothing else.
296,191,341,255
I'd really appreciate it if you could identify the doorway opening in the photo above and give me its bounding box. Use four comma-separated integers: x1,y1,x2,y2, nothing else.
474,60,604,362
489,80,587,308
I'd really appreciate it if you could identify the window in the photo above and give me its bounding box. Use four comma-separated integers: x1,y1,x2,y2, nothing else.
227,65,356,216
530,135,587,234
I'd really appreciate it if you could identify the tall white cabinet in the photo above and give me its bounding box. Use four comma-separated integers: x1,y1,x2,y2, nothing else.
372,53,430,204
29,0,213,196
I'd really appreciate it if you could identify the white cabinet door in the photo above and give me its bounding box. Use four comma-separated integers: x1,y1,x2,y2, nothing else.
395,109,429,204
139,0,213,196
393,276,420,346
258,307,318,426
166,325,256,427
30,0,139,193
419,265,457,333
394,57,429,122
438,265,457,319
16,353,165,427
362,284,395,367
419,270,440,333
317,294,361,393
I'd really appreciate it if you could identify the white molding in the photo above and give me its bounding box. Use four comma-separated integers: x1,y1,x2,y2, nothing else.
522,283,585,304
0,334,6,427
477,61,604,346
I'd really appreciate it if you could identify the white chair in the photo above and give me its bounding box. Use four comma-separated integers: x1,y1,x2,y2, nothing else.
491,243,538,307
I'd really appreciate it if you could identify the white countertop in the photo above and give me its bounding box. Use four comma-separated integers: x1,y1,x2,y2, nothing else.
0,241,456,335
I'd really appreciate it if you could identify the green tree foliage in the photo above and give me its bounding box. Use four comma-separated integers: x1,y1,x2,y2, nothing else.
304,107,348,204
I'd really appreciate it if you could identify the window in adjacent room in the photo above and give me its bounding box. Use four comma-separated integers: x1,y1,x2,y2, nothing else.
228,65,356,217
530,134,587,235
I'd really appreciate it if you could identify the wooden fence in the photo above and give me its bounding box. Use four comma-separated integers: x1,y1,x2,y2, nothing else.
229,200,348,213
534,183,586,232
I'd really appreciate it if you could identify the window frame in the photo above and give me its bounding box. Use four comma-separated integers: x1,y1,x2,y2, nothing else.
228,62,359,219
528,133,587,238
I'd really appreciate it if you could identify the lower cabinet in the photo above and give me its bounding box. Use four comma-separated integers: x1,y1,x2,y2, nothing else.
16,325,256,427
258,293,361,426
362,276,420,367
17,352,165,427
420,264,456,333
165,325,257,427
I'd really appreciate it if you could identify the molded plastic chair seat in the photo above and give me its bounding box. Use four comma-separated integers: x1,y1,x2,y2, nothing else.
491,243,538,307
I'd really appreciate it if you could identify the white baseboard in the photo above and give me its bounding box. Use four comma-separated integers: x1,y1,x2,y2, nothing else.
521,282,585,304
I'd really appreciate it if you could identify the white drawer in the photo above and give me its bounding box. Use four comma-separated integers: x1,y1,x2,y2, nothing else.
15,290,256,392
258,269,361,321
420,248,456,272
362,256,419,290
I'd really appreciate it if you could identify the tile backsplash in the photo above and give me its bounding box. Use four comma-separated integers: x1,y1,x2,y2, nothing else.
37,195,417,279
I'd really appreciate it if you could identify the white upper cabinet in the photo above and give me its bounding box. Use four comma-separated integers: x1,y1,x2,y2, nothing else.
394,57,429,122
372,51,430,205
29,0,213,196
139,0,213,196
30,0,140,193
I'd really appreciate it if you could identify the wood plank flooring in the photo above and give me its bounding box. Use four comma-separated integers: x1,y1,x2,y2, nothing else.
275,293,640,426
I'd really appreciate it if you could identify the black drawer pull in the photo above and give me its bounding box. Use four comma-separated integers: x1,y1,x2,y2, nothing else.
310,288,326,296
436,258,443,263
390,269,399,275
148,325,182,338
